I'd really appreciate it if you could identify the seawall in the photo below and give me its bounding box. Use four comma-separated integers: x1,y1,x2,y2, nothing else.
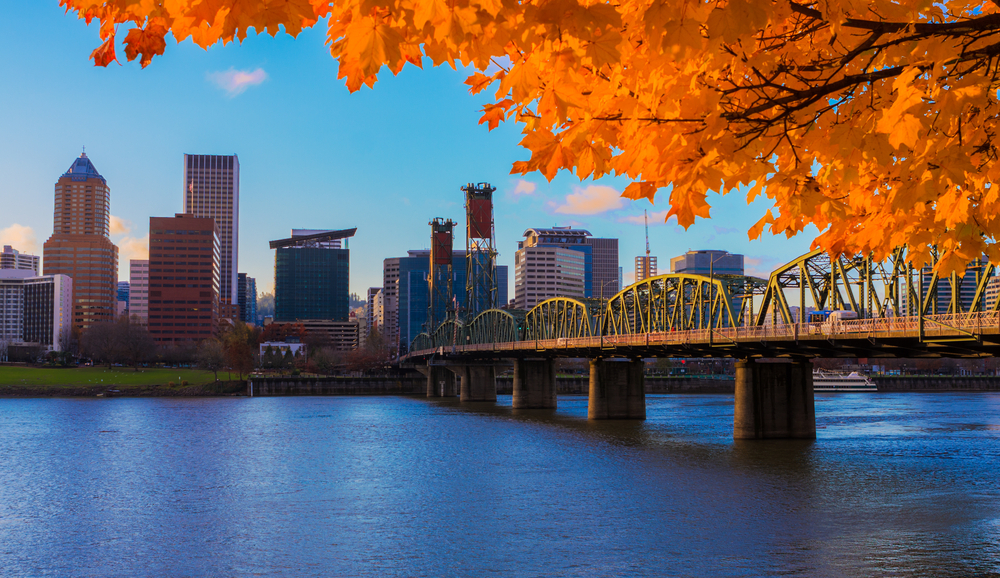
249,375,426,396
876,375,1000,391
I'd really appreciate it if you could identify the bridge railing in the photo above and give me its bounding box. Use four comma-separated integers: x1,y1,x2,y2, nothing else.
402,312,1000,359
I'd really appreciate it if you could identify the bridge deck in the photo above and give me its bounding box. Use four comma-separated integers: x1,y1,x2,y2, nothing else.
406,312,1000,360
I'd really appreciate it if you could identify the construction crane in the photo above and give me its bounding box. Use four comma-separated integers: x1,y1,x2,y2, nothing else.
645,209,650,260
636,209,657,282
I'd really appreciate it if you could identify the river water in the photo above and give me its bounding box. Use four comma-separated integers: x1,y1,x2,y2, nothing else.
0,393,998,577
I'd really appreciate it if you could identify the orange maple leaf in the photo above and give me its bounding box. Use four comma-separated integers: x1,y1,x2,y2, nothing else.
622,182,657,203
90,36,118,67
479,100,512,130
124,25,168,68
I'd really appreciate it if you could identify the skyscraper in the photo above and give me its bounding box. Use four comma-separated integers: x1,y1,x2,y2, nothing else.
129,259,149,323
365,286,382,344
237,273,257,324
147,214,220,343
514,245,586,309
116,281,129,317
382,250,509,350
670,250,744,276
42,153,119,331
272,229,354,322
587,237,619,298
513,227,590,309
635,256,658,282
183,154,239,314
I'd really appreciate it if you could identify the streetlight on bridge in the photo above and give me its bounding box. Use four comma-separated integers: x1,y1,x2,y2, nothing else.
599,279,619,349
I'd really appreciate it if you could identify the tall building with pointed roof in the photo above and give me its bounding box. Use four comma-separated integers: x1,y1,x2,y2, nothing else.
42,152,119,331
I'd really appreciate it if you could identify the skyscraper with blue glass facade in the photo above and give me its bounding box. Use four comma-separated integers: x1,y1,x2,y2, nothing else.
238,273,257,324
383,250,508,350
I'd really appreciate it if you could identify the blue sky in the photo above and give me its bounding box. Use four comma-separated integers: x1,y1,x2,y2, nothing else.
0,3,818,297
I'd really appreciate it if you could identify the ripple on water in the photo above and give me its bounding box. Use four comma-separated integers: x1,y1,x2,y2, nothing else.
0,393,997,577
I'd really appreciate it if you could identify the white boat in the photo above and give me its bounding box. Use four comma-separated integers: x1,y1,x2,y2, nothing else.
812,370,877,392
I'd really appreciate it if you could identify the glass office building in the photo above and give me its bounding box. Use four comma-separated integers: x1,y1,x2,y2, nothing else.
274,246,350,322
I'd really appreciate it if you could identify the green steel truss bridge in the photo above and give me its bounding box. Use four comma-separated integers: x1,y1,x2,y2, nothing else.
406,248,1000,361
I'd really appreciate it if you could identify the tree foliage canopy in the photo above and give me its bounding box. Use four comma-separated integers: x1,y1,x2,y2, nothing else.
62,0,1000,271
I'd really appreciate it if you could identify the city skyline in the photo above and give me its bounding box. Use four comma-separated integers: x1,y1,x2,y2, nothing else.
0,4,818,299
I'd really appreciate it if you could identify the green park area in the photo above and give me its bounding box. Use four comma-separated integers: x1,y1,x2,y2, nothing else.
0,366,244,396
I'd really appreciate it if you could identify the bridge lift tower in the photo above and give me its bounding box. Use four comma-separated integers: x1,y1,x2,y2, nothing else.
428,218,456,332
463,182,498,318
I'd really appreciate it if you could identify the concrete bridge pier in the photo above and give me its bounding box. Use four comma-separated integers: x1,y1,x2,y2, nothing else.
734,359,815,440
417,364,457,398
448,364,498,402
588,358,646,420
512,358,557,409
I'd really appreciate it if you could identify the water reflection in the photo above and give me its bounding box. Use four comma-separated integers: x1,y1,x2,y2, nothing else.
0,393,998,577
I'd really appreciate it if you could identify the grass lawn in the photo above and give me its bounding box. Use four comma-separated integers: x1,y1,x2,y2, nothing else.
0,366,221,387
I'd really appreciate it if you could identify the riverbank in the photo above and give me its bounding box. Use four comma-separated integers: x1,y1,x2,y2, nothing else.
0,366,244,397
0,381,247,397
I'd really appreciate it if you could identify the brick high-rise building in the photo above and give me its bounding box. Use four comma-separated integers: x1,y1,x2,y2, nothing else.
42,153,119,331
183,154,239,314
147,214,220,343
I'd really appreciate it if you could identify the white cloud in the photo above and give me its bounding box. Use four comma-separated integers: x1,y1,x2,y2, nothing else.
0,224,38,254
117,235,149,280
744,255,784,278
110,215,132,237
511,180,537,197
207,67,268,97
553,185,624,215
618,210,671,225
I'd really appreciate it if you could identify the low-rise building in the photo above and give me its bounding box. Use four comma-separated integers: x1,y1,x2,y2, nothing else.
1,245,40,274
300,319,360,351
259,341,306,357
0,269,73,352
